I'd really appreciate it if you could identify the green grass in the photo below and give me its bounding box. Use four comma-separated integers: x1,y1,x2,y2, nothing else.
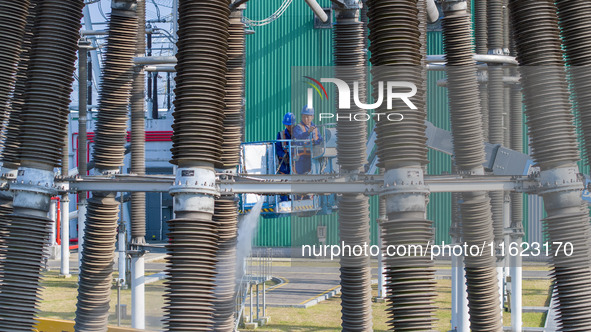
246,280,552,332
39,272,552,332
40,271,165,330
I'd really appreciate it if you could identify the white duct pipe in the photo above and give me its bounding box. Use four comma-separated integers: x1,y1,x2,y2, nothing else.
426,0,439,23
131,255,145,329
118,226,127,285
60,194,71,277
427,54,518,65
49,199,57,246
304,0,328,22
510,246,523,332
451,254,459,329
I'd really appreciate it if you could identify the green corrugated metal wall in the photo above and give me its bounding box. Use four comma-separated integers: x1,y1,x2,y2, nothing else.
244,2,460,247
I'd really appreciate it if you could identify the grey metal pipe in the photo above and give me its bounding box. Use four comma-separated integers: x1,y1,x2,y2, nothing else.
144,65,175,72
305,0,329,22
134,55,177,65
426,0,439,23
427,54,518,65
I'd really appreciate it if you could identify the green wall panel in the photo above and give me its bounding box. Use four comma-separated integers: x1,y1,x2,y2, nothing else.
243,5,461,247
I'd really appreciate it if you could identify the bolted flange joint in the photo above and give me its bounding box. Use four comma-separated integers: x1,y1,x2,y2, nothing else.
169,167,219,214
536,165,584,195
11,167,57,215
381,167,429,197
382,168,429,215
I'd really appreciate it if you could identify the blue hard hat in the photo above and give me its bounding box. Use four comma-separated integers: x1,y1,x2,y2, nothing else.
283,112,295,126
301,105,314,116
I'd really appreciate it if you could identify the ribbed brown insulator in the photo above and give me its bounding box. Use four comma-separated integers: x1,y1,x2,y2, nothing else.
92,8,138,172
2,0,38,166
171,0,230,167
442,15,486,169
489,190,504,244
130,0,146,240
334,17,367,171
75,194,120,332
442,6,502,331
163,217,219,331
381,217,437,331
508,0,578,168
510,1,591,330
487,0,503,51
220,11,245,168
474,0,488,55
367,0,436,330
0,1,30,157
0,1,84,330
18,0,84,170
212,198,238,331
76,4,138,331
509,77,523,230
338,194,373,330
0,214,52,331
543,208,591,330
555,0,591,165
488,67,504,145
367,0,427,169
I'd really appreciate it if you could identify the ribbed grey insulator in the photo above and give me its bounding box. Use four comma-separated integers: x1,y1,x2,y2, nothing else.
510,0,591,330
130,0,146,240
442,5,503,331
76,5,138,331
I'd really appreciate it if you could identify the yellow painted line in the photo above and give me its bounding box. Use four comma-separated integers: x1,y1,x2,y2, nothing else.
266,276,289,292
298,284,341,305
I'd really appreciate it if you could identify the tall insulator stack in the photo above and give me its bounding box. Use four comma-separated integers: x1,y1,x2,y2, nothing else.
165,0,230,330
130,0,147,244
509,0,591,330
333,4,373,330
0,1,84,330
366,0,437,330
0,1,30,155
441,1,502,330
0,0,36,288
555,0,591,166
213,7,245,331
75,2,138,330
212,198,239,331
487,0,505,249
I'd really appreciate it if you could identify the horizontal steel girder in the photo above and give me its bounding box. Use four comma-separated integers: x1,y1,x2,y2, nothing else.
53,174,540,194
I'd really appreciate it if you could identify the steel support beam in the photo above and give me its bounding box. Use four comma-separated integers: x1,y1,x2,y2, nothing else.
66,174,538,194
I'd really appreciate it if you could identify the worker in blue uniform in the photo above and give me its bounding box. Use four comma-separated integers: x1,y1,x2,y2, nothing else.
275,112,295,175
293,106,323,174
276,112,295,202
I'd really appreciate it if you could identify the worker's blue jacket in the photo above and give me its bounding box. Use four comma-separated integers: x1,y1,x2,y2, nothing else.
275,128,292,174
293,122,323,174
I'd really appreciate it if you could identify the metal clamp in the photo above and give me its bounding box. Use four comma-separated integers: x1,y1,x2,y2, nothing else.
536,166,584,195
381,167,430,197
